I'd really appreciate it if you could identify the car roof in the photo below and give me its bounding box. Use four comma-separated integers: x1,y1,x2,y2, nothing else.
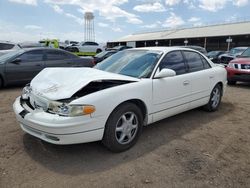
128,46,202,54
233,47,248,49
0,40,17,45
23,47,66,52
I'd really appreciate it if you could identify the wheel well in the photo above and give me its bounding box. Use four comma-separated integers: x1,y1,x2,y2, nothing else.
216,82,223,95
116,99,148,125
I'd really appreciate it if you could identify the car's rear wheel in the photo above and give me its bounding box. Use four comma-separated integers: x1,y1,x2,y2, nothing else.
102,102,143,152
66,47,79,53
96,49,102,54
0,77,3,88
227,80,236,85
203,84,222,112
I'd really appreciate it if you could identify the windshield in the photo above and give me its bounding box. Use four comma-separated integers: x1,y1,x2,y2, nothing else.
95,50,162,78
240,48,250,57
0,50,24,63
229,48,246,55
208,51,220,56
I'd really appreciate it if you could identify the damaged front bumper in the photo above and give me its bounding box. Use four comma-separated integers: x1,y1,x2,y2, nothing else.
13,96,105,145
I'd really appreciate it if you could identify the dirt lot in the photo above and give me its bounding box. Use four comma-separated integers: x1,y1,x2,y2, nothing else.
0,83,250,188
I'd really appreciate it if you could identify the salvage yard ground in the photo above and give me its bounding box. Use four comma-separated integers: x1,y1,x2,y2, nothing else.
0,84,250,188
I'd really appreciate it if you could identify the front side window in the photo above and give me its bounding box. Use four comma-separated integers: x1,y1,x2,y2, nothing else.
95,50,162,78
183,51,204,72
18,50,43,62
159,51,186,75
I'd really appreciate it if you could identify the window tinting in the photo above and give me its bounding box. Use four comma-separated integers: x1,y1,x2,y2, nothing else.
159,51,186,75
46,50,68,60
19,50,43,62
183,51,204,72
0,43,15,50
201,56,211,69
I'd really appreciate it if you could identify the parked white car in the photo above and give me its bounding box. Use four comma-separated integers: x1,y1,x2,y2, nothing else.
65,41,103,55
13,47,227,152
0,41,21,56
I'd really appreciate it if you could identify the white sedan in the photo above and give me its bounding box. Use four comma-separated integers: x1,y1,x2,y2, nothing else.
13,47,227,152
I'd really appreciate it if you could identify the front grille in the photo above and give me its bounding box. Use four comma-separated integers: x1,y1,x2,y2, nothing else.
241,64,250,70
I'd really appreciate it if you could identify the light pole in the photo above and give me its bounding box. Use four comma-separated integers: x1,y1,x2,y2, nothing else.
226,37,232,51
184,39,188,46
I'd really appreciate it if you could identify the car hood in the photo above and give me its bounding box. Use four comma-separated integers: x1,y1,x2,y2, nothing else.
230,58,250,64
30,67,139,100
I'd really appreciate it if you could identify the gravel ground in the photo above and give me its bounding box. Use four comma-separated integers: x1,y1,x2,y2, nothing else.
0,83,250,188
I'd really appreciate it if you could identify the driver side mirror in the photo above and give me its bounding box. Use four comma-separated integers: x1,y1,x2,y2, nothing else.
154,68,176,79
11,58,21,64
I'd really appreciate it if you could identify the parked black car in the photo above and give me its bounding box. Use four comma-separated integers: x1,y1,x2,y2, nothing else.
0,48,94,87
219,47,248,65
93,50,117,64
207,51,225,63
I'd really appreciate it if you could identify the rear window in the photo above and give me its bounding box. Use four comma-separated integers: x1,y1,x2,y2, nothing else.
183,51,205,72
0,43,15,50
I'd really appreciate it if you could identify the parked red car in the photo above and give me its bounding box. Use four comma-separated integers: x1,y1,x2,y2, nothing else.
226,47,250,85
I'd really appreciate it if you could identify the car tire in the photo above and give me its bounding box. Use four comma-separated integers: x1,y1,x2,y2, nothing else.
0,77,3,88
96,49,102,54
203,84,222,112
227,80,236,85
102,102,143,152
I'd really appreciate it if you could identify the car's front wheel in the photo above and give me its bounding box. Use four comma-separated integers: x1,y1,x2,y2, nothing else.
102,102,143,152
204,84,222,112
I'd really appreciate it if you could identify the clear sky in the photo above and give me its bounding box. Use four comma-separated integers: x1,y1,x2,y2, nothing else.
0,0,249,43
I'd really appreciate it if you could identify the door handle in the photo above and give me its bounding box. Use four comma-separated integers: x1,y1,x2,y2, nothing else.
35,64,41,66
183,80,190,86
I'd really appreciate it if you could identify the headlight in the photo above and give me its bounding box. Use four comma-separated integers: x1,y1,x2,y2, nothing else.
48,102,95,117
228,63,235,69
22,84,32,99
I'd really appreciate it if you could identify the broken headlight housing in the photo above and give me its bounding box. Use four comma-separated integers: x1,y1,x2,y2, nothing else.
48,101,95,117
22,84,32,100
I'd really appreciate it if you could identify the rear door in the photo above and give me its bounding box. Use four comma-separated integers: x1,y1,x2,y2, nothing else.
5,49,45,84
44,50,74,67
182,50,213,109
152,50,192,122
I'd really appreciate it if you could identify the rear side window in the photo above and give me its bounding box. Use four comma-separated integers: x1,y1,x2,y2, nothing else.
201,56,211,69
183,51,205,72
0,43,15,50
159,51,186,75
18,50,44,62
46,50,69,60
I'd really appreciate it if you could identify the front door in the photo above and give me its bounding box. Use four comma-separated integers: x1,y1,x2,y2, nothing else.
5,50,45,84
152,50,192,122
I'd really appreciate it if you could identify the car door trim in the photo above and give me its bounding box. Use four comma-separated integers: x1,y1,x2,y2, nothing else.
149,95,209,115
